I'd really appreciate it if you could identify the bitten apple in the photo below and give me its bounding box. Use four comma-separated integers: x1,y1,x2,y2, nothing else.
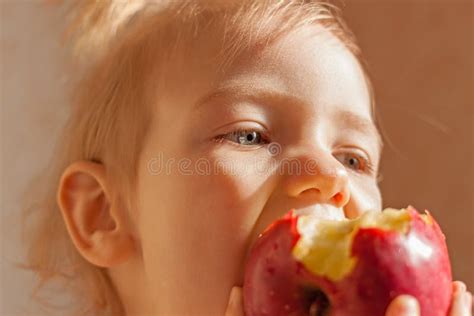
243,206,452,316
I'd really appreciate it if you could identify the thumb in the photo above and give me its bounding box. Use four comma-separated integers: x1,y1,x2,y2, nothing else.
386,295,420,316
225,286,245,316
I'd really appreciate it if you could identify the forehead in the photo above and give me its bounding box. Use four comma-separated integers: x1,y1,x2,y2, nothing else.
155,24,376,137
221,25,373,119
162,24,370,105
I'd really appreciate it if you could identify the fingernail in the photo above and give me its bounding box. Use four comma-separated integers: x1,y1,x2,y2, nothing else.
399,297,420,315
453,281,466,293
229,288,236,305
229,287,239,306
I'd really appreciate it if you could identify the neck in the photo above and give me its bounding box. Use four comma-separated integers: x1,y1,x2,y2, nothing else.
107,256,155,315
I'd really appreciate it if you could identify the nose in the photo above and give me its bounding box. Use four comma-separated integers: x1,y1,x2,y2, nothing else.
282,146,350,208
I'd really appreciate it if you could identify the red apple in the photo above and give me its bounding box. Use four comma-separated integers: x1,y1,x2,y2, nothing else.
243,206,453,316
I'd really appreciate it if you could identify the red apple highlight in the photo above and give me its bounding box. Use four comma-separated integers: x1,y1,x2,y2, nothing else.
243,206,452,316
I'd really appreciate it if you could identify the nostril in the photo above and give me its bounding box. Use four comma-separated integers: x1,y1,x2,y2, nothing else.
332,192,343,204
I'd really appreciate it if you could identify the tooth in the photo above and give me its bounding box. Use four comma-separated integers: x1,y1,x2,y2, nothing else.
294,204,344,220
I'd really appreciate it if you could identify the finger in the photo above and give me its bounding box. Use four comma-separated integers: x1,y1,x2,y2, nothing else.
453,281,467,293
465,291,472,316
386,295,420,316
224,286,245,316
449,283,470,316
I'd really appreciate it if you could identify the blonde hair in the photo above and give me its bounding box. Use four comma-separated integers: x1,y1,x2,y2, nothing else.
20,1,373,315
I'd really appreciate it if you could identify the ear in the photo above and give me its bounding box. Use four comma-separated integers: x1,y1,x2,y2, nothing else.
57,160,137,267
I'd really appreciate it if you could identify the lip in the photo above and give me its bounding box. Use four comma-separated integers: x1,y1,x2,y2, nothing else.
293,204,345,220
241,204,345,282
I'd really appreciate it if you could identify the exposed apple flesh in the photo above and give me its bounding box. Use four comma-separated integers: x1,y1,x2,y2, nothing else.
243,206,452,316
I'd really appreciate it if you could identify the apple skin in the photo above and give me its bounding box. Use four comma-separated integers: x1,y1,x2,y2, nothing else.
243,207,453,316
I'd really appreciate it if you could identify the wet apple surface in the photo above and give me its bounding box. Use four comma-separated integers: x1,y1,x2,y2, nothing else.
243,207,453,316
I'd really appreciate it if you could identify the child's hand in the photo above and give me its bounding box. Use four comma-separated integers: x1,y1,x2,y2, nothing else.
386,281,472,316
448,281,473,316
225,281,473,316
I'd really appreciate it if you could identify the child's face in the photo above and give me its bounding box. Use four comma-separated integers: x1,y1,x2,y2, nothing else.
135,25,382,313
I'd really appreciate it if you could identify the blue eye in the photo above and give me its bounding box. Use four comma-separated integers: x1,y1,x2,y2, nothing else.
216,129,268,146
334,151,374,174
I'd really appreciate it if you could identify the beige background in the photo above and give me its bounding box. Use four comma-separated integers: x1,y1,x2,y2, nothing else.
1,0,472,315
344,0,473,293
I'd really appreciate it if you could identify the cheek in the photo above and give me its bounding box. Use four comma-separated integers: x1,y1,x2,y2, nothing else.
135,152,274,295
347,177,382,217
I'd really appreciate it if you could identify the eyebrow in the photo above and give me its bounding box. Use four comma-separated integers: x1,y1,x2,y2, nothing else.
195,84,383,153
194,83,296,110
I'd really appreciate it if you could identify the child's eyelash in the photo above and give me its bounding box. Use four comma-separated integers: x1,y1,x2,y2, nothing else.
213,129,271,146
333,151,377,177
361,155,379,177
361,156,376,175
